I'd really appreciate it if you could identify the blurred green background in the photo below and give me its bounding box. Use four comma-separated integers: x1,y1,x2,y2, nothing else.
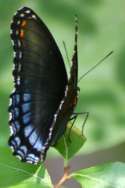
0,0,125,165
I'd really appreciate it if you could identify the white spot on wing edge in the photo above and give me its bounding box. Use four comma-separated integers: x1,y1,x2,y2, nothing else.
19,51,22,59
20,13,25,18
11,40,14,47
16,76,21,85
25,10,31,14
15,154,22,160
10,145,14,152
26,160,33,164
43,85,69,150
54,114,57,121
10,29,13,35
9,112,12,121
31,14,37,19
17,20,21,25
9,126,14,136
13,51,16,58
64,85,68,96
26,153,39,164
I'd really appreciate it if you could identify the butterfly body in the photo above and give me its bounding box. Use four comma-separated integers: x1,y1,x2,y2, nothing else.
9,7,78,164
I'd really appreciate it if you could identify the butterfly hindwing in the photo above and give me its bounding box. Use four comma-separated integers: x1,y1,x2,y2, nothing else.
9,7,68,164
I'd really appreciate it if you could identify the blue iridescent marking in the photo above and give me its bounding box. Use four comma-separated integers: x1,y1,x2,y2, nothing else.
22,103,31,113
26,154,39,163
12,94,20,106
23,93,31,102
13,107,19,118
16,149,24,157
24,125,33,137
11,137,21,148
34,137,43,151
10,140,16,147
23,112,31,124
13,121,20,131
29,130,38,145
10,120,20,135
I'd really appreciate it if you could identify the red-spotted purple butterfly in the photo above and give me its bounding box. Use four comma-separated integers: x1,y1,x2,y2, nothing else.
8,7,79,164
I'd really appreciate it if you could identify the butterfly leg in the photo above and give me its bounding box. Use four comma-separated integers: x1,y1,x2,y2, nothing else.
67,112,89,142
67,114,78,142
77,112,89,136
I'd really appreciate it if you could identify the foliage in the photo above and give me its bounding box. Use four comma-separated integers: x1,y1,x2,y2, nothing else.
72,162,125,188
55,124,86,161
0,0,125,187
0,125,86,187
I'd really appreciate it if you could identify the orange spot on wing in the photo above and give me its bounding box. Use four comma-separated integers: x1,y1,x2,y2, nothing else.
19,20,27,39
21,20,27,27
19,30,24,39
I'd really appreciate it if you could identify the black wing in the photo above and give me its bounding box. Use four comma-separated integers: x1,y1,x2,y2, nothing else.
8,7,68,164
50,17,79,145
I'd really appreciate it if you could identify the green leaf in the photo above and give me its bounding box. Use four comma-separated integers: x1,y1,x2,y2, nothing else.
10,167,52,188
0,147,52,188
54,124,86,161
9,167,52,188
72,162,125,188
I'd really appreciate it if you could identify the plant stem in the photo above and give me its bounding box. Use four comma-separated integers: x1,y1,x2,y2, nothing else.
54,166,71,188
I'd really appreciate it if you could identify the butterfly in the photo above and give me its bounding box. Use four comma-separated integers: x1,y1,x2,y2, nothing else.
8,6,79,164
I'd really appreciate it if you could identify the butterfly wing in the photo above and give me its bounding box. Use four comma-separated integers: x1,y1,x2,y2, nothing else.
50,19,79,145
9,7,68,164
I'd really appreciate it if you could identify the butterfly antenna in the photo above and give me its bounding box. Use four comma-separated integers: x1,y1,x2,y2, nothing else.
63,41,71,68
78,51,114,83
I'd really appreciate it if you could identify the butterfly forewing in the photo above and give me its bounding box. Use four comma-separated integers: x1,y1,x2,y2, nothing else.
9,7,68,164
50,20,79,145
